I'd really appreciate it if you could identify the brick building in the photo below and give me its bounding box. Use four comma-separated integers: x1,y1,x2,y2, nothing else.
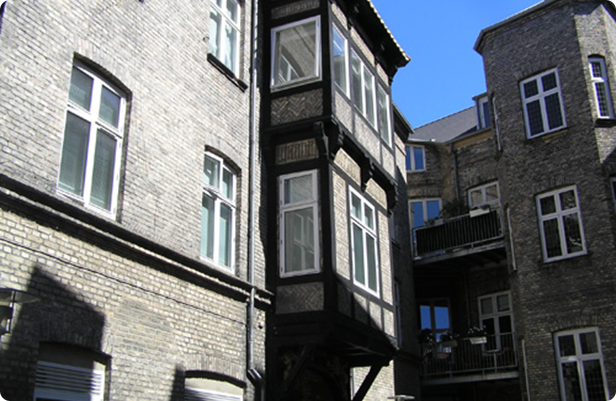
0,0,419,400
408,0,616,400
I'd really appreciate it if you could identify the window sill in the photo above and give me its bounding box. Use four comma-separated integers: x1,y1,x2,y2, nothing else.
595,118,616,128
527,127,568,142
207,54,248,92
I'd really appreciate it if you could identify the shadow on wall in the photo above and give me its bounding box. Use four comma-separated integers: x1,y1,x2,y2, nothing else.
0,265,106,400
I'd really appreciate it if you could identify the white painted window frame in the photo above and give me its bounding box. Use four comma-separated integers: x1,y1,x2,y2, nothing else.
349,187,379,296
589,56,615,119
332,24,349,95
536,186,586,262
209,0,241,75
478,291,514,352
555,328,609,401
350,50,376,127
477,95,491,129
468,181,500,209
279,170,319,277
57,62,126,219
406,145,426,172
377,84,392,146
520,68,567,138
270,16,321,90
409,198,441,229
200,152,237,271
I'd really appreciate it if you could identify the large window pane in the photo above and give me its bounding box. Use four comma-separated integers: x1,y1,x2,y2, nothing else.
584,360,607,401
352,223,365,284
366,234,377,292
273,18,318,87
285,207,315,273
59,113,90,196
201,195,215,260
90,130,117,210
284,174,313,204
69,68,93,111
562,362,583,401
204,155,220,189
218,203,232,267
543,218,562,258
351,52,362,111
412,147,425,170
99,86,121,128
332,26,347,93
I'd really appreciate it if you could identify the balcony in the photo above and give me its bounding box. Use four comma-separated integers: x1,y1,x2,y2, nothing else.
420,333,518,385
413,207,504,263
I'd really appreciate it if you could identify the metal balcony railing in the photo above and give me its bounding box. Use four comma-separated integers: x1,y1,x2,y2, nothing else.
420,333,518,382
413,207,503,258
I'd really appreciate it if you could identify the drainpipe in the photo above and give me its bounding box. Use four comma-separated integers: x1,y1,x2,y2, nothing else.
247,0,265,399
522,338,531,401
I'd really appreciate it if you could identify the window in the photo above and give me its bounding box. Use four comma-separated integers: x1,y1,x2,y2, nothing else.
271,17,320,89
410,199,440,230
279,171,319,277
537,186,586,262
555,328,608,401
521,69,566,138
468,181,500,209
350,188,379,295
185,377,243,401
332,25,348,95
589,57,614,119
201,153,236,270
477,95,491,129
57,63,126,216
209,0,240,75
34,344,108,401
419,299,450,341
479,292,514,352
377,85,392,145
405,145,425,171
351,50,376,126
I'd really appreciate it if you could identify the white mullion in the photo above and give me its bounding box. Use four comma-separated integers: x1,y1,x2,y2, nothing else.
83,80,102,206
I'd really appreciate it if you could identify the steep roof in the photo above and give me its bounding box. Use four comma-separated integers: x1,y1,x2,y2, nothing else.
411,107,477,144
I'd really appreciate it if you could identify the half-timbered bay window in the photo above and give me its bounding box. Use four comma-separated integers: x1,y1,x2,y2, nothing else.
520,69,566,138
209,0,240,74
589,57,614,119
351,50,376,126
271,16,320,89
555,328,608,401
350,188,379,295
279,171,319,277
201,153,236,270
536,186,586,262
58,63,126,216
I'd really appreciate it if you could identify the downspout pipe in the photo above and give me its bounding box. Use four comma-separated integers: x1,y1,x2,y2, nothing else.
247,0,265,400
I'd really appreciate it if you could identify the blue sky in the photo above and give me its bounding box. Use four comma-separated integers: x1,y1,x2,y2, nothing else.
370,0,541,128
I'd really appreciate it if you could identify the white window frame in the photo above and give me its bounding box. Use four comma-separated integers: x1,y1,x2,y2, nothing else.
478,291,514,352
589,57,615,119
477,95,491,129
57,62,126,218
349,188,379,296
520,68,567,138
377,84,392,146
468,181,500,209
209,0,241,75
201,152,236,271
279,170,319,277
410,198,441,229
332,24,349,95
271,16,321,90
406,145,425,172
351,50,376,127
555,328,609,401
536,186,586,262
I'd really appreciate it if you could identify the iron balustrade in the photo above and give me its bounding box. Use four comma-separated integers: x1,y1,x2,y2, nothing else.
413,207,503,258
420,333,517,380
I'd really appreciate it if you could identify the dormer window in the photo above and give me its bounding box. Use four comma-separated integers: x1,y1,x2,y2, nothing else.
271,16,321,90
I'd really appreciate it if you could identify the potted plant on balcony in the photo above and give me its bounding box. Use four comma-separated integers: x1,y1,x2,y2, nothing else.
466,326,488,345
439,331,459,348
418,328,435,345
